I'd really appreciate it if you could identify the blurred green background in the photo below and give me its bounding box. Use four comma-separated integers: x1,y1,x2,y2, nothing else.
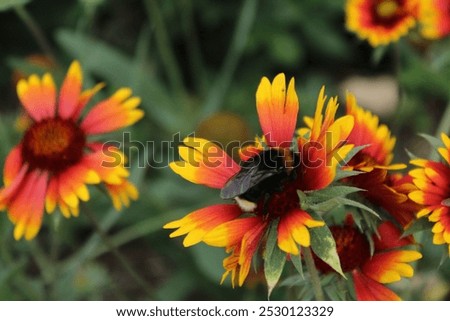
0,0,449,300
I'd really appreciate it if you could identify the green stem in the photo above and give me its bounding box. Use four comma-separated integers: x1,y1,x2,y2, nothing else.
29,240,55,287
302,246,325,301
144,0,187,101
179,0,207,95
83,206,154,299
92,211,182,259
199,0,258,118
14,5,57,62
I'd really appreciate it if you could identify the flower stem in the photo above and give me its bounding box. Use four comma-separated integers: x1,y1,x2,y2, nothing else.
302,246,325,301
83,206,154,299
199,0,258,118
144,0,187,101
14,5,57,62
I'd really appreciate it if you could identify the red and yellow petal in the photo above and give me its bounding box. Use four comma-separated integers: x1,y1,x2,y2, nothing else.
419,0,450,40
277,209,325,255
164,204,242,247
203,216,262,248
237,220,267,286
352,269,401,301
346,0,418,47
170,137,240,189
362,249,422,283
105,180,139,211
209,217,267,287
84,146,129,185
3,145,24,186
438,132,450,165
71,83,105,120
345,92,398,168
58,61,83,119
256,73,299,148
44,161,101,218
1,170,49,240
373,221,414,252
81,87,143,135
220,247,240,288
17,73,56,121
298,87,355,191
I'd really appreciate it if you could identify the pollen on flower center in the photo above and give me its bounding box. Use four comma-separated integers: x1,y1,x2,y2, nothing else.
22,118,86,173
376,0,399,19
314,225,371,273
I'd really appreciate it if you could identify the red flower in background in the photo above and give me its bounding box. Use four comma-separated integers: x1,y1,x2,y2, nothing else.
0,61,143,240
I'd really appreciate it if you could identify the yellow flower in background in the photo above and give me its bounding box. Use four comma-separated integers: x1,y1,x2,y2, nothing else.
0,61,143,240
409,133,450,256
346,0,418,46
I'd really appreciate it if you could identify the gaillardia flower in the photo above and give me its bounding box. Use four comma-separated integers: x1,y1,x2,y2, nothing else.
0,61,143,240
165,74,355,287
314,217,422,300
409,133,450,256
343,93,417,228
346,0,418,46
419,0,450,40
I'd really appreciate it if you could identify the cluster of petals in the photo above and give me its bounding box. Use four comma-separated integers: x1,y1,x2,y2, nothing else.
346,0,450,46
409,133,450,256
165,73,356,287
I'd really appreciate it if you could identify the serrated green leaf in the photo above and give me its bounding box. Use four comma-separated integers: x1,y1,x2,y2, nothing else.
290,253,304,279
308,198,342,213
418,133,443,149
264,220,286,299
334,169,363,181
305,185,365,203
0,0,30,11
336,197,381,219
309,222,344,277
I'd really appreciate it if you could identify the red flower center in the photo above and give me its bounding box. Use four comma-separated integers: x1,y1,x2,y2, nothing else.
256,182,300,219
22,118,86,173
314,225,371,273
372,0,406,26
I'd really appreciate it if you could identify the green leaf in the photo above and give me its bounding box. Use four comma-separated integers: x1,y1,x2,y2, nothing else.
307,198,342,213
305,185,365,203
405,148,419,160
334,169,363,181
371,45,389,65
0,0,30,11
402,217,433,237
310,224,344,277
335,197,381,219
264,220,286,299
418,133,443,149
290,253,304,279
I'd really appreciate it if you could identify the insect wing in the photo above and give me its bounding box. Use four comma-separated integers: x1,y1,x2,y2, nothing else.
220,166,278,199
